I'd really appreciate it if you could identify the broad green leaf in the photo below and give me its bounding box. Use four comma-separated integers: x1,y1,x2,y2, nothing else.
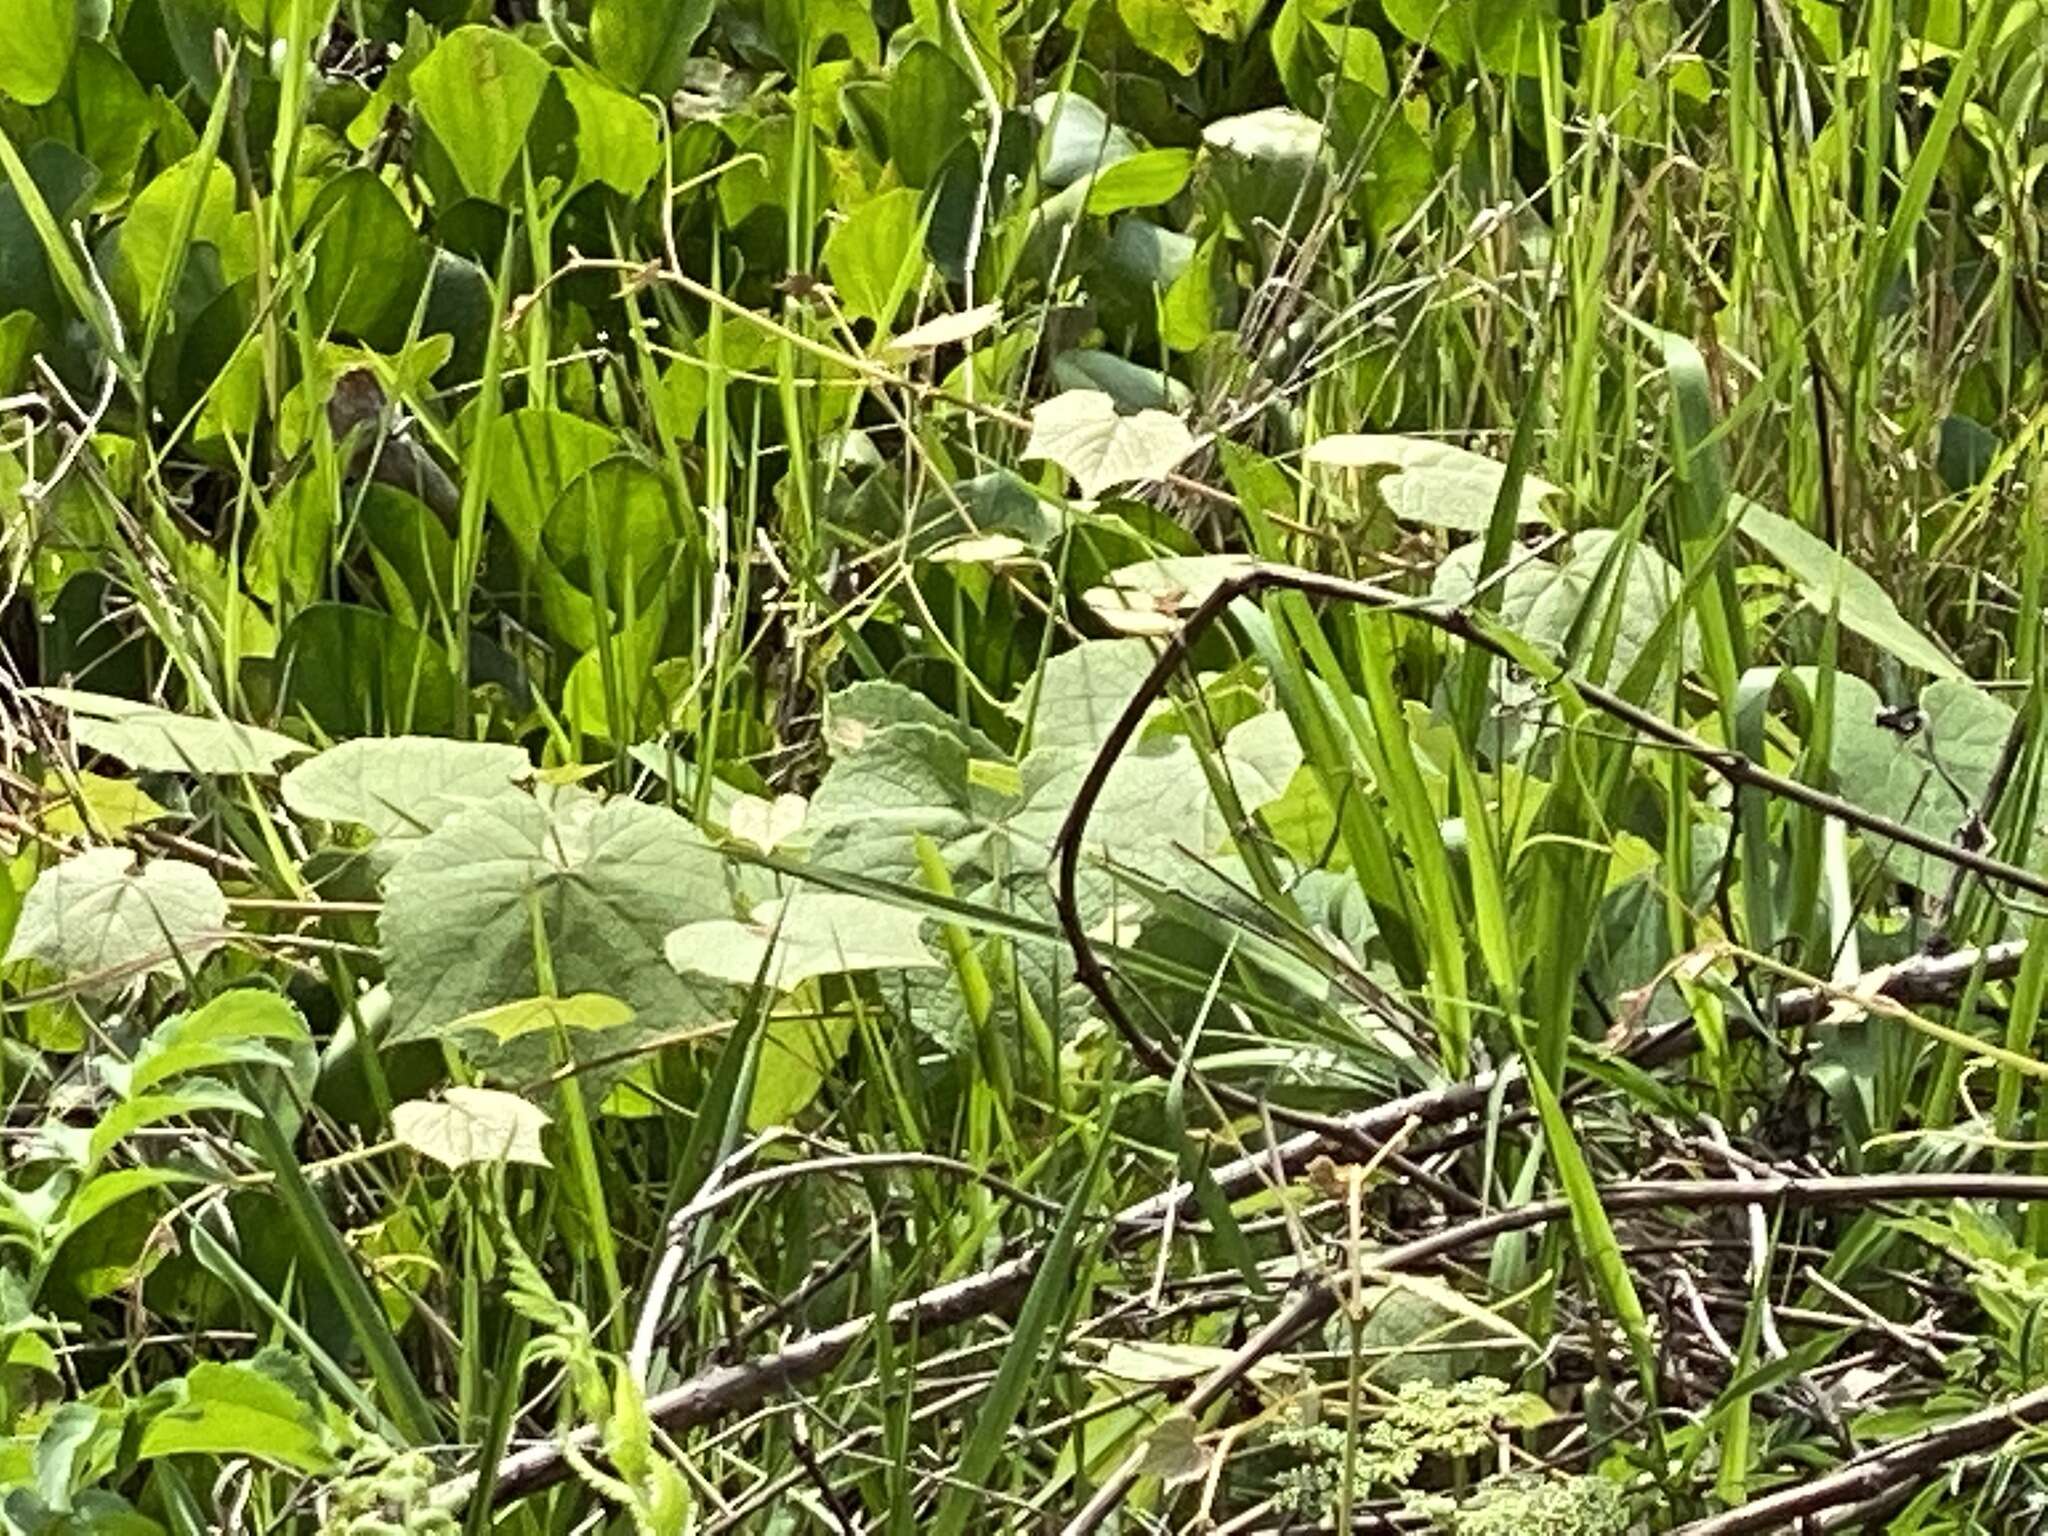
1119,0,1204,72
380,790,730,1073
1015,639,1162,750
281,737,530,840
1009,716,1302,882
87,1083,256,1173
808,724,1004,883
40,771,169,838
591,0,714,97
393,1087,551,1169
726,793,808,853
1030,92,1139,188
748,1011,853,1130
278,604,464,738
823,679,1004,759
6,848,226,992
1202,107,1330,230
1432,532,1691,691
1050,349,1192,411
117,989,310,1099
1304,434,1561,531
47,40,151,201
1083,148,1196,214
449,993,634,1044
889,43,976,187
29,687,307,774
1025,389,1196,500
1190,0,1271,39
666,890,942,991
1827,672,2021,892
1137,1410,1209,1484
822,187,924,324
411,26,551,203
111,152,256,327
480,407,623,564
1734,498,1963,680
540,456,678,650
139,1361,332,1474
303,169,422,341
1081,553,1256,635
0,0,78,107
558,68,661,197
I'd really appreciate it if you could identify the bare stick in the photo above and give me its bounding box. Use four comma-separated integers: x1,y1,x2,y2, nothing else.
1670,1378,2048,1535
1056,1173,2048,1535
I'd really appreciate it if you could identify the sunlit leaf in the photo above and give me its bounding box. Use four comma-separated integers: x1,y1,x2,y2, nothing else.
393,1087,551,1169
449,992,634,1044
1025,389,1196,500
1304,434,1561,531
6,848,226,993
666,891,942,991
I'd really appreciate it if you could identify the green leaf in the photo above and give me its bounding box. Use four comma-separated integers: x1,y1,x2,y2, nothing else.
304,169,423,341
139,1361,333,1474
46,40,151,201
540,456,678,650
1734,498,1963,680
747,1011,853,1131
1190,0,1271,39
1009,716,1302,883
808,724,1004,884
1119,0,1204,73
5,848,226,992
411,26,552,203
1031,92,1139,188
39,771,170,838
393,1087,551,1169
110,151,255,328
822,187,924,324
1050,349,1192,412
889,43,976,187
481,407,623,565
278,604,464,738
1081,552,1256,635
1015,639,1162,750
449,993,635,1044
1304,434,1562,531
591,0,714,97
1826,672,2019,893
1432,532,1691,693
380,789,731,1073
29,688,306,774
666,890,942,991
0,0,78,107
1202,107,1331,231
1136,1410,1209,1484
1025,389,1196,500
1083,148,1196,214
116,989,310,1099
281,737,530,841
558,68,661,197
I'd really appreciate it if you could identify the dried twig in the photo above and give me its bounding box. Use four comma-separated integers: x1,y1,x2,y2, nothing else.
1670,1378,2048,1534
1056,1173,2048,1536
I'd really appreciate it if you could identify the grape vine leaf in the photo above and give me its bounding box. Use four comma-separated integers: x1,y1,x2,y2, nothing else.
380,789,732,1074
6,849,227,993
